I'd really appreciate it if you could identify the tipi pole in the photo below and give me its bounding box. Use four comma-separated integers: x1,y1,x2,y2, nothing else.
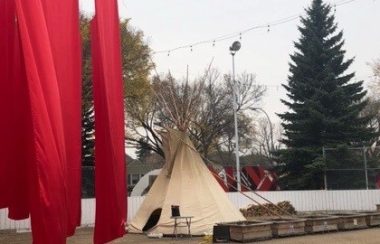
175,133,292,217
223,172,292,216
209,171,282,217
204,157,292,216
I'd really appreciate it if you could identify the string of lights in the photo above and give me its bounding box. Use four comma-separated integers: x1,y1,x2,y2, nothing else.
149,0,364,55
247,73,376,91
86,0,375,84
261,73,377,91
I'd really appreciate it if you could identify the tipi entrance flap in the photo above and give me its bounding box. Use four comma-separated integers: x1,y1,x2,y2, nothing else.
142,208,162,232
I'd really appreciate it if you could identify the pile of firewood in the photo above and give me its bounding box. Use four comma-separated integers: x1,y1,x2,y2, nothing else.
240,201,296,217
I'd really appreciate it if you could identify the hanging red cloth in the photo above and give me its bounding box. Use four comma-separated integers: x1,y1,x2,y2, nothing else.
0,0,16,210
7,16,34,221
0,0,31,221
15,0,70,242
1,0,81,242
91,0,127,243
40,0,82,235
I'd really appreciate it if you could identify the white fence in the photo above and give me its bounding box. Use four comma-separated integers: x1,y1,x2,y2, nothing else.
1,190,380,231
227,190,380,212
0,199,97,231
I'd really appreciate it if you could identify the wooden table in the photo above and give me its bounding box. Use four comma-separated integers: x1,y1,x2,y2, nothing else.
171,216,193,238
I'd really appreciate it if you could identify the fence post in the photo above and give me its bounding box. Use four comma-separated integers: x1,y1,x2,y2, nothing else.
363,146,369,190
323,146,327,190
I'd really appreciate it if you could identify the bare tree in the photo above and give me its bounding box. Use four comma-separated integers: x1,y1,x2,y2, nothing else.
126,68,207,158
253,118,273,158
362,59,380,147
368,59,380,97
252,118,284,160
125,90,164,156
189,71,266,158
125,68,266,159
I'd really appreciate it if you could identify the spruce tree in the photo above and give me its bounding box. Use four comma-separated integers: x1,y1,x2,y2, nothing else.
277,0,376,189
82,107,95,167
81,107,95,197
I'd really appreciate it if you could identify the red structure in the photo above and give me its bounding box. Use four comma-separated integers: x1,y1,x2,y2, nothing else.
376,174,380,189
242,166,278,191
210,165,278,192
224,166,237,191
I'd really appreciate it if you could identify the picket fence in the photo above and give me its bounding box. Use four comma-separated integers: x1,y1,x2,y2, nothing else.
1,190,380,231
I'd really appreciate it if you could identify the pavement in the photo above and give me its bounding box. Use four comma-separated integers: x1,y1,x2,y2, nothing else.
1,227,380,244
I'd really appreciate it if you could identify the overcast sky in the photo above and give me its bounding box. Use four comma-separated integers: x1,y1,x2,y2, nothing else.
81,0,380,124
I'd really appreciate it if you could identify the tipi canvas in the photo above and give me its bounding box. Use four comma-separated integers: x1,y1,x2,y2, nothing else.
129,129,245,235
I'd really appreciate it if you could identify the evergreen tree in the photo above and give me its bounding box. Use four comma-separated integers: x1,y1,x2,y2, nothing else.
80,15,95,197
82,107,95,166
81,107,95,198
277,0,376,189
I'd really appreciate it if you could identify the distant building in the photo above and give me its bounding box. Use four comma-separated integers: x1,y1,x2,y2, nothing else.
126,153,163,195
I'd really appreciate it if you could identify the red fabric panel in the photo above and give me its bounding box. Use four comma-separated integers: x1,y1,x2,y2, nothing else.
0,0,31,220
40,0,82,235
7,23,33,220
0,0,15,209
91,0,127,243
15,0,69,243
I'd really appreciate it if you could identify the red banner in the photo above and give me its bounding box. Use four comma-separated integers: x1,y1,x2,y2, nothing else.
0,0,16,210
14,0,79,242
41,0,82,235
0,0,31,221
91,0,127,243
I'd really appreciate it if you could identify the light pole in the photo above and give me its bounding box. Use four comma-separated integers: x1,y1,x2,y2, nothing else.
230,41,241,191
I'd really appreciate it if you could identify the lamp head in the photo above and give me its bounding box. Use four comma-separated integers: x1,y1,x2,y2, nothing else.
229,41,241,52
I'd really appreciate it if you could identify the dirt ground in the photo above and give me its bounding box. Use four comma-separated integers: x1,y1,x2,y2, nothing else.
1,227,380,244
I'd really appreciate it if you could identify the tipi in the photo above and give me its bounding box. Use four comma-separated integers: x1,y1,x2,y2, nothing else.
128,128,245,235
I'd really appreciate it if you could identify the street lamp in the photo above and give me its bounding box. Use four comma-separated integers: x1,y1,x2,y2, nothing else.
230,41,241,191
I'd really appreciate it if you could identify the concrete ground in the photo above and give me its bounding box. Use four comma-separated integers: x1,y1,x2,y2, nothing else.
1,227,380,244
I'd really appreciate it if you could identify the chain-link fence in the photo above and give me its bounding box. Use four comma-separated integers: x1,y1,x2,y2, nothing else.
323,146,380,190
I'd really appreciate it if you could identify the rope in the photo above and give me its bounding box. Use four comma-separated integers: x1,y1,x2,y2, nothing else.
208,170,282,217
222,171,292,216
